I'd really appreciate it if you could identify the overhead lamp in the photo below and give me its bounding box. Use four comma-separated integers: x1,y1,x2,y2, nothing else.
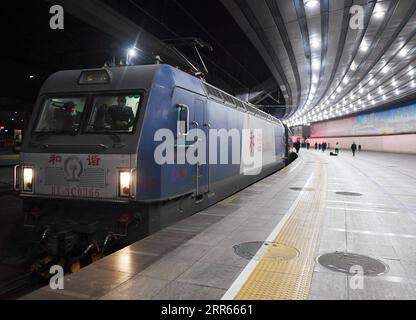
337,87,342,93
369,79,375,86
398,48,408,58
351,61,357,71
412,81,416,88
382,66,390,74
359,87,364,94
311,39,321,49
409,68,414,76
395,88,400,95
382,95,387,101
305,0,320,8
373,11,386,19
312,62,320,71
343,77,349,84
360,42,369,52
128,48,137,57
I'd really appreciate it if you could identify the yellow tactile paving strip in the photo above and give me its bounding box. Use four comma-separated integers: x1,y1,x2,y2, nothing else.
235,160,327,300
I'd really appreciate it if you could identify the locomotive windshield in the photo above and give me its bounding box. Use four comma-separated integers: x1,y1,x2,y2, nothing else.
86,94,142,133
33,93,143,135
34,97,87,133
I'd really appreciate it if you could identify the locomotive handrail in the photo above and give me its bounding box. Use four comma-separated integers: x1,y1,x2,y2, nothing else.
204,123,212,194
13,164,21,192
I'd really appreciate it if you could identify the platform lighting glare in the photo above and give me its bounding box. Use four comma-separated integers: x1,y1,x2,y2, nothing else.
350,62,357,71
305,0,319,8
395,89,400,95
337,87,342,93
359,87,364,94
382,66,390,74
412,81,416,88
29,75,34,79
369,79,375,86
382,95,387,101
392,80,397,87
343,77,349,84
409,69,415,76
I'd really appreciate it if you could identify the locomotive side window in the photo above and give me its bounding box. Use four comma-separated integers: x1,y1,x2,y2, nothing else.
86,94,142,133
177,104,189,136
34,97,87,133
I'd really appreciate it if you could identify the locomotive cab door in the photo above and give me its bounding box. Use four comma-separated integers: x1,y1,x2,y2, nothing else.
192,98,209,200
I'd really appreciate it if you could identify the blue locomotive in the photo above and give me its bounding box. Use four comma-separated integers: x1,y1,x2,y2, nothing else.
14,64,291,261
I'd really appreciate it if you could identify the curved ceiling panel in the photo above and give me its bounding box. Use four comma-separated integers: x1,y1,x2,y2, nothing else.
222,0,416,125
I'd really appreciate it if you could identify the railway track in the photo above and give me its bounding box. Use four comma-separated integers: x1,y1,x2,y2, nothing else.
0,272,44,300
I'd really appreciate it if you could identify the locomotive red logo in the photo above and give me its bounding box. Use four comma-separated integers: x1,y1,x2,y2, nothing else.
250,129,255,157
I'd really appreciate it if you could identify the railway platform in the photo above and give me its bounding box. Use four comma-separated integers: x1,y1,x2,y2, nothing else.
22,150,416,300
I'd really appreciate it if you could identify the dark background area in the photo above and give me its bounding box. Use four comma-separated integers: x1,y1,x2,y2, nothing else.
1,0,272,106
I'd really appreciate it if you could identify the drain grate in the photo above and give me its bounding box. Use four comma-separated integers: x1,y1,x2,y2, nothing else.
317,252,389,276
335,191,363,197
290,187,316,192
233,242,299,262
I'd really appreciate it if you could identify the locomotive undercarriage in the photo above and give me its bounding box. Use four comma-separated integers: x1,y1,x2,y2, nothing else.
21,198,151,275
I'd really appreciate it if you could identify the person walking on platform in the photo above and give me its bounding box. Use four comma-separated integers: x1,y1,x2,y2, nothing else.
294,140,301,154
335,142,340,155
322,142,327,152
318,143,321,150
315,142,318,150
351,142,357,157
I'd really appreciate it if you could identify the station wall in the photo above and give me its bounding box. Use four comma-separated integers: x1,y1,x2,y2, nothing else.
308,102,416,154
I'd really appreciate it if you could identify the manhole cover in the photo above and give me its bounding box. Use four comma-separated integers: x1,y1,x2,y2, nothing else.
233,242,299,262
317,252,389,276
335,192,363,197
290,187,315,192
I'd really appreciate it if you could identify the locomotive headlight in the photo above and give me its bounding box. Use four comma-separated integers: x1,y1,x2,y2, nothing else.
23,167,34,192
119,171,132,197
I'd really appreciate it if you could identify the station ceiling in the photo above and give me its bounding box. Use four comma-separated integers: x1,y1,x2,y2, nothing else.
3,1,416,125
223,0,416,124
